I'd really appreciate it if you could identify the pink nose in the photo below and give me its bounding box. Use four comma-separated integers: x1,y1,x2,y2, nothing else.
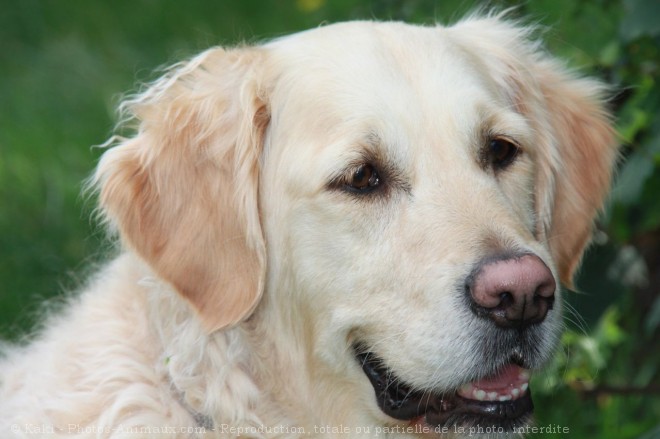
467,254,556,327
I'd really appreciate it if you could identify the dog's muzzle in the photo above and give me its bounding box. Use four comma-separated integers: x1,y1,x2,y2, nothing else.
354,253,558,431
354,346,534,430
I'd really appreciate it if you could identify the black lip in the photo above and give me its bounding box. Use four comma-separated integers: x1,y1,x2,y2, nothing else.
425,392,534,427
355,346,533,428
355,349,431,419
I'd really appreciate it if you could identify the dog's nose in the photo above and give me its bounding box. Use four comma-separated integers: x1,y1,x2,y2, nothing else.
467,254,556,328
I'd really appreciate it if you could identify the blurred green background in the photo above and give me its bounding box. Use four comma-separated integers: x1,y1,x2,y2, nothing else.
1,0,658,437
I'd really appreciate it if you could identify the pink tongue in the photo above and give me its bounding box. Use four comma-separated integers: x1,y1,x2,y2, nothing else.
471,364,525,391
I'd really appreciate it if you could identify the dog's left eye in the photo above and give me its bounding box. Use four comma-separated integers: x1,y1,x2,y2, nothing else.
489,137,520,170
347,164,380,192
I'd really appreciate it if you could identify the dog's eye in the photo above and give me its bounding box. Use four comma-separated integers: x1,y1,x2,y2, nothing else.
348,164,380,192
489,137,520,169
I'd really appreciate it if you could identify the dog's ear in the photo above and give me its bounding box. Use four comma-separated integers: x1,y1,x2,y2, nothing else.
531,65,618,286
95,48,269,332
450,16,619,286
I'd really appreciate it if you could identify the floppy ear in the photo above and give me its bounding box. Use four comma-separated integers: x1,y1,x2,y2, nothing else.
532,65,618,286
95,47,269,332
450,15,619,286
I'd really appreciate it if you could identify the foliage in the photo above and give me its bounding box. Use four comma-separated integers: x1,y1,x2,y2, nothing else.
1,0,658,437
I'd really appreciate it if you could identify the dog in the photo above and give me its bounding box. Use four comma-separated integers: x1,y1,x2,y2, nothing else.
0,14,618,438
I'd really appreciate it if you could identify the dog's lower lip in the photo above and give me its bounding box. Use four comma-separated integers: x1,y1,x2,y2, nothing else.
354,345,534,427
424,392,534,426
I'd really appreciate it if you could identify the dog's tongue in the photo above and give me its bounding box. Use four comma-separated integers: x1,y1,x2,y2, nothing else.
457,364,530,400
423,364,533,426
473,364,526,390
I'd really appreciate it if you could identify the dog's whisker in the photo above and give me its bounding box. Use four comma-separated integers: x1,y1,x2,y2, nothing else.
562,300,590,336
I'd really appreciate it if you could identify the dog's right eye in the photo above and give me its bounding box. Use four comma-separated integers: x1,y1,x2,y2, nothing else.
488,137,520,170
346,164,380,193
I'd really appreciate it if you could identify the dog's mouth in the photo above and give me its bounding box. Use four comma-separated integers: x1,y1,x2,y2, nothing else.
355,347,533,430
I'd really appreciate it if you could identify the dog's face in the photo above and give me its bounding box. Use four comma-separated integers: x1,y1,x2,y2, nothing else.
97,19,617,436
260,22,564,431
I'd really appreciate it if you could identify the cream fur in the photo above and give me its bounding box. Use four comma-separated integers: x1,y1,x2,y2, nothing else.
0,15,618,439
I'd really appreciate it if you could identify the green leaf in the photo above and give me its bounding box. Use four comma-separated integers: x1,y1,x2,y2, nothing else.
612,150,655,205
618,107,650,145
635,424,660,439
579,336,606,369
599,40,621,67
645,296,660,335
639,166,660,231
596,307,625,346
620,0,660,41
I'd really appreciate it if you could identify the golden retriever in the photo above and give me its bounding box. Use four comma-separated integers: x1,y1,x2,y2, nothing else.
0,14,618,438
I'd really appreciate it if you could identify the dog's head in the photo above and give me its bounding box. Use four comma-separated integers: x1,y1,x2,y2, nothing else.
96,17,618,436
